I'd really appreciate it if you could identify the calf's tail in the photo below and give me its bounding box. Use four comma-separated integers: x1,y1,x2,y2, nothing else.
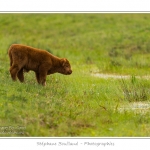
8,45,13,67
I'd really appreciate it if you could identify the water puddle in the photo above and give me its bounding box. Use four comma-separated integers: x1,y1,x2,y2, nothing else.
117,102,150,114
92,73,129,79
92,73,150,79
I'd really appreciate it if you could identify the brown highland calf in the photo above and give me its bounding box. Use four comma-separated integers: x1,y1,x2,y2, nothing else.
8,44,72,86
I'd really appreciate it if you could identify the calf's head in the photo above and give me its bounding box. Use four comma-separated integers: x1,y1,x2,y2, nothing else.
60,58,72,75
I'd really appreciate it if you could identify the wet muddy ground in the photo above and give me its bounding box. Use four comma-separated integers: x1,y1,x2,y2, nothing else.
92,73,150,113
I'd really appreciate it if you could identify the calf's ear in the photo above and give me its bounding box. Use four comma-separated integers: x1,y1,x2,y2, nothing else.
60,58,67,66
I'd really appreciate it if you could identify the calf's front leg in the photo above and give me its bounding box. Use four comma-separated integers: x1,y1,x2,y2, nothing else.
38,65,48,86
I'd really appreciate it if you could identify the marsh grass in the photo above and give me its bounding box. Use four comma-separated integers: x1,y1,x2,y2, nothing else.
120,76,150,102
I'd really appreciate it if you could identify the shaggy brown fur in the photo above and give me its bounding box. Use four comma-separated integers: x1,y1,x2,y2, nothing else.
8,44,72,86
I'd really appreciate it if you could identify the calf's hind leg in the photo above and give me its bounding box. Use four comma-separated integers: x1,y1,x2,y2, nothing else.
17,68,24,82
9,65,20,81
35,72,40,84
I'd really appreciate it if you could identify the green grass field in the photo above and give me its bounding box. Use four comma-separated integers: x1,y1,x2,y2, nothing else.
0,14,150,136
